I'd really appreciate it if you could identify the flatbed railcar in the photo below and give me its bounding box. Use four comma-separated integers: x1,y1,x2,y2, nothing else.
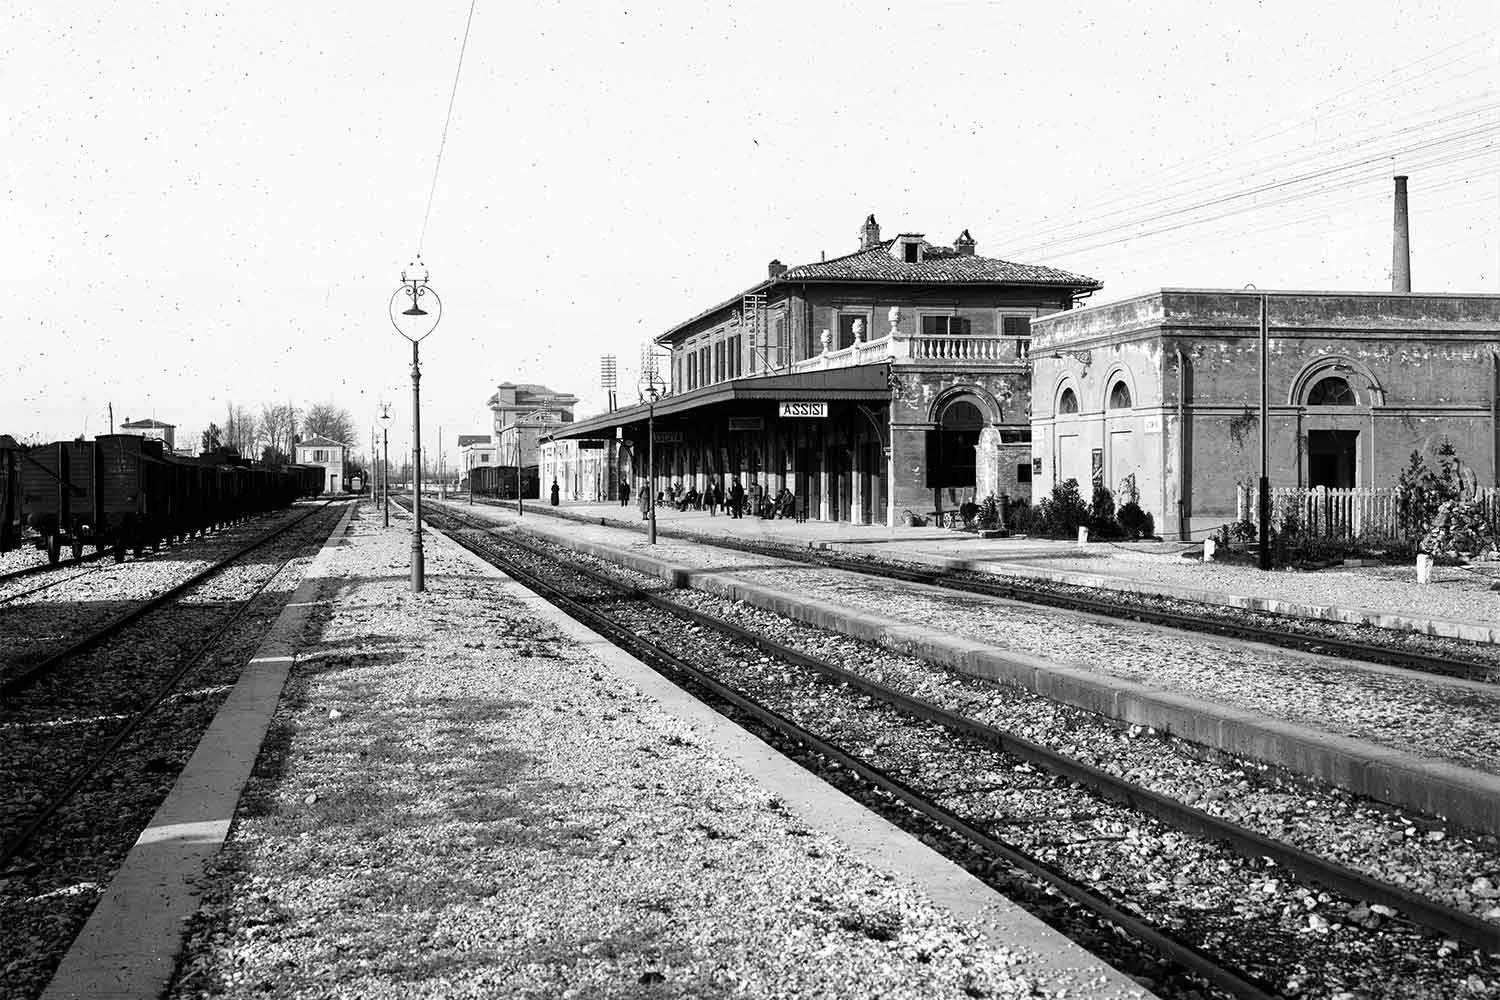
2,435,312,563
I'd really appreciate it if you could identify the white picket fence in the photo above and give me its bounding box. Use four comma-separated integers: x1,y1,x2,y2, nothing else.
1234,484,1500,540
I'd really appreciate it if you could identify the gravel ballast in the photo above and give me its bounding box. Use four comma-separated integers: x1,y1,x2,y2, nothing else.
166,508,1135,1000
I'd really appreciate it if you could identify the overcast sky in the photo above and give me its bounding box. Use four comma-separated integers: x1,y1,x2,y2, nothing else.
5,0,1496,465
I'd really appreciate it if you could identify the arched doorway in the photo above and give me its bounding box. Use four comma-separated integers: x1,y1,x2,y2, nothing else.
927,396,986,494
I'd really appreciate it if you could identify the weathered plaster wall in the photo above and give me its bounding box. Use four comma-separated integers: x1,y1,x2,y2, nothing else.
1033,289,1500,538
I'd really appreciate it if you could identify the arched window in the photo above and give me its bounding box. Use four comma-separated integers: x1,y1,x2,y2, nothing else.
1058,388,1079,414
941,399,984,430
1108,381,1132,410
927,397,986,489
1308,376,1355,406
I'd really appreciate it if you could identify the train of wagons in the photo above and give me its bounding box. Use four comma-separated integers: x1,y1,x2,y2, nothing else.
0,434,325,563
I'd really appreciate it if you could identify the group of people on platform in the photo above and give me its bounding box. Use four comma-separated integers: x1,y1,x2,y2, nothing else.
619,476,797,520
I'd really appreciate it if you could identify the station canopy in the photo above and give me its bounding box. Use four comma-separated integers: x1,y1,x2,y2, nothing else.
548,364,891,441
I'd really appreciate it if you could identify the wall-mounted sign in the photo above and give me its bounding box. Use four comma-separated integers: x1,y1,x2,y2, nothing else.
1142,414,1162,434
577,439,606,450
779,401,828,418
728,417,764,432
652,431,684,443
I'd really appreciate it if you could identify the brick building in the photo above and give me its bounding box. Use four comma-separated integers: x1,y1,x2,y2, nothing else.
547,215,1099,523
1029,288,1500,539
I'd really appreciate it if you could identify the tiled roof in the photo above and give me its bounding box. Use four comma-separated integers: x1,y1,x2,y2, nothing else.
457,434,492,446
778,241,1099,287
297,435,346,449
121,418,174,429
656,240,1099,344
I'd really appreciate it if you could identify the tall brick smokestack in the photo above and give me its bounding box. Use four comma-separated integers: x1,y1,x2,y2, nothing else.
1392,175,1411,293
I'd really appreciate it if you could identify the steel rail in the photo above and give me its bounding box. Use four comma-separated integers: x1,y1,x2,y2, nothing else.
0,551,109,594
466,496,1497,684
0,503,345,872
0,559,109,607
421,510,1278,1000
0,501,334,699
423,501,1500,955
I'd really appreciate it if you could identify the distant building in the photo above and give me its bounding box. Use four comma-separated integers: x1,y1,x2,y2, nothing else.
294,435,348,494
459,434,495,483
488,383,579,497
118,417,175,451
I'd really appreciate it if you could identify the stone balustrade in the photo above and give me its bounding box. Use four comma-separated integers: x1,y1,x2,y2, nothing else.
790,334,1020,373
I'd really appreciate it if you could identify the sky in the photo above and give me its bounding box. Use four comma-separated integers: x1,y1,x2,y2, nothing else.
4,0,1497,467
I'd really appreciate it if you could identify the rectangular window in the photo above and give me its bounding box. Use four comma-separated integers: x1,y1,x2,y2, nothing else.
1003,315,1032,359
714,342,724,383
921,315,972,336
1017,462,1033,484
771,315,787,369
903,243,920,263
837,313,870,349
730,335,741,378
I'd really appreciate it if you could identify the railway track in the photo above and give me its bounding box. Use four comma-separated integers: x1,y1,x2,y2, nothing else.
0,557,110,608
1,502,333,699
0,501,347,1000
470,496,1500,684
0,551,108,591
416,501,1500,1000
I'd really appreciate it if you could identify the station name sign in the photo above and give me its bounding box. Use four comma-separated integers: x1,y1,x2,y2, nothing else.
778,401,828,418
577,439,606,450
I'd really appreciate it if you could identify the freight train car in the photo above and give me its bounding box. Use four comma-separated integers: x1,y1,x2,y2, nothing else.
0,435,21,554
11,435,312,563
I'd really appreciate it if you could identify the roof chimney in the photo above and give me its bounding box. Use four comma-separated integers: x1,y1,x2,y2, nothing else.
954,229,975,256
767,259,787,279
1392,176,1411,293
858,214,881,250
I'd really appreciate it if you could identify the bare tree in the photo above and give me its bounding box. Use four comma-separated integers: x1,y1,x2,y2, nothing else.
257,403,298,465
301,402,354,446
223,403,258,457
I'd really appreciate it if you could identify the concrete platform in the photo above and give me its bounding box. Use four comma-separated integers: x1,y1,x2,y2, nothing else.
493,498,1499,645
44,500,1150,999
42,501,359,1000
453,501,1500,838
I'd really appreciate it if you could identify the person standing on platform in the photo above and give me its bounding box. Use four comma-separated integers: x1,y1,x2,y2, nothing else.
748,478,763,518
620,477,631,508
729,477,745,519
707,478,720,516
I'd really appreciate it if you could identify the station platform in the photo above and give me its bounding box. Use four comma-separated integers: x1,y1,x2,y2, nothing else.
451,499,1500,837
499,498,1500,644
43,502,1149,1000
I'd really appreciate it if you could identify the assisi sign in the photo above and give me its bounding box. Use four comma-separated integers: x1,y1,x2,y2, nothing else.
778,401,828,418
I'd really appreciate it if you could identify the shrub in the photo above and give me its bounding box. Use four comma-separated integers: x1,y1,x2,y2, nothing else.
1090,486,1118,536
977,494,1001,531
1038,479,1090,537
1006,498,1044,535
1230,519,1257,543
1117,501,1149,540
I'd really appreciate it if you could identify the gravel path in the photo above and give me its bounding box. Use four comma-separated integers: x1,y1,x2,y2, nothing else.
483,511,1500,778
167,511,1094,1000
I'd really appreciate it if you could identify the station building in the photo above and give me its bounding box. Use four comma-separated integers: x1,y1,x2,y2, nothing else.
1029,288,1500,539
489,382,579,489
545,215,1100,524
294,435,348,494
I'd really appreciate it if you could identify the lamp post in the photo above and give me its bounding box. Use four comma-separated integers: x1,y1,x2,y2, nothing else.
1257,292,1271,571
638,354,668,545
389,258,441,592
377,403,393,529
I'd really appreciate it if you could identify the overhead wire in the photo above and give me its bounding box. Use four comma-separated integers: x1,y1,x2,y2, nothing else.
1005,125,1499,260
996,37,1496,237
987,36,1497,257
417,0,481,257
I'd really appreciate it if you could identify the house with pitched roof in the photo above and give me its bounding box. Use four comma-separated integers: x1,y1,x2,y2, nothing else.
548,214,1099,523
294,435,348,494
118,417,176,451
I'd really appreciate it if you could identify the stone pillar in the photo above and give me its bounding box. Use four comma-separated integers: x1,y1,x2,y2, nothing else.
975,426,1003,499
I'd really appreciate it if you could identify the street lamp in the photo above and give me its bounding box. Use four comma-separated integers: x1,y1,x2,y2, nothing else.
389,257,442,593
638,351,668,545
377,402,393,529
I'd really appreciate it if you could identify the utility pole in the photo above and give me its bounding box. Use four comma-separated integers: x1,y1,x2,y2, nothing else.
1258,294,1272,571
